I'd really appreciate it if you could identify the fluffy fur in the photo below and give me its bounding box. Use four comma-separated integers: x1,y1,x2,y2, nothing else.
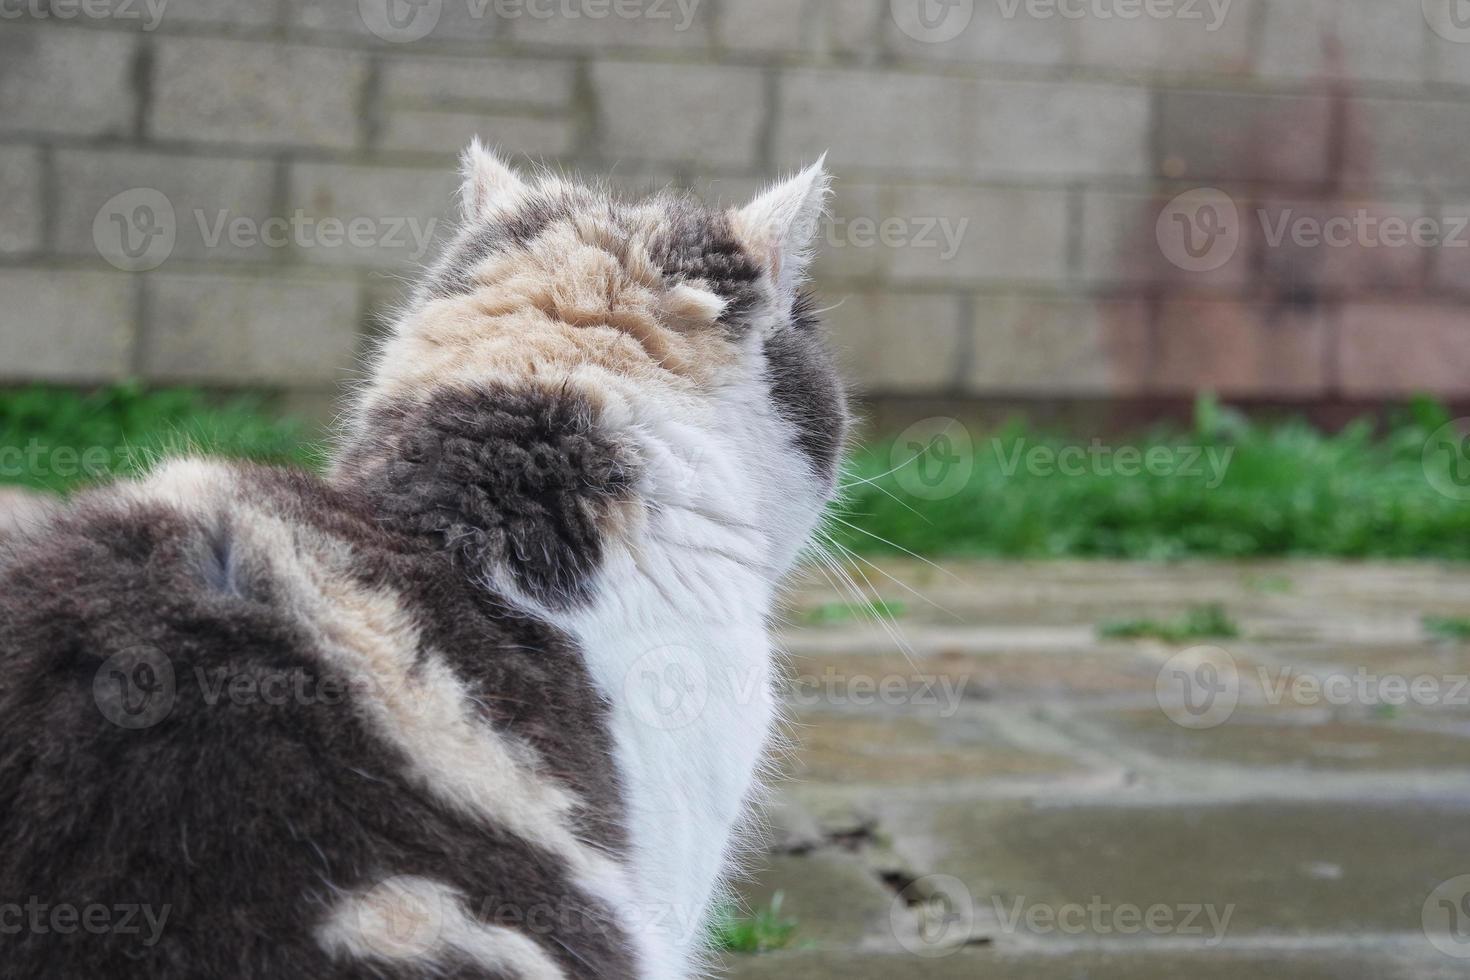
0,144,848,980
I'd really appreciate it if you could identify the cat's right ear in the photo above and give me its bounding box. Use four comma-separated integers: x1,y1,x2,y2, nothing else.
460,138,528,221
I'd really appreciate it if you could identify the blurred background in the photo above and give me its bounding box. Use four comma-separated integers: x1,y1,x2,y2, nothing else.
5,1,1470,978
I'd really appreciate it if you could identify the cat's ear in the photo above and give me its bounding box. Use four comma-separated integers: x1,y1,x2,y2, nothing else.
460,138,528,221
733,156,831,303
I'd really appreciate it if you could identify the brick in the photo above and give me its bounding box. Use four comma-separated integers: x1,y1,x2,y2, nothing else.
1422,0,1470,86
1258,0,1428,84
1339,303,1470,396
504,0,714,49
716,0,809,52
1254,197,1430,294
1344,98,1470,189
160,0,279,27
378,111,576,157
1153,298,1329,396
884,185,1070,285
1158,91,1332,185
0,146,42,256
1080,189,1252,288
591,62,765,167
776,70,1149,179
379,54,577,157
884,0,1069,66
885,0,1256,72
287,162,458,268
823,290,964,392
818,0,884,56
143,274,360,385
381,55,574,109
810,181,887,281
1076,0,1258,73
0,26,135,137
1431,202,1470,293
0,270,134,382
290,0,500,41
54,149,277,265
151,38,368,150
967,295,1150,396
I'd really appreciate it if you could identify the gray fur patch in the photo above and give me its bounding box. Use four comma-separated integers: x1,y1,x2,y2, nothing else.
0,465,635,979
339,384,639,610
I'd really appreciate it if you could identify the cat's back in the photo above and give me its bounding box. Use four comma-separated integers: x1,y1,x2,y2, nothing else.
0,458,635,980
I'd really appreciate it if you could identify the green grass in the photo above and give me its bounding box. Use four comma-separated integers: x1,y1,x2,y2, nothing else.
1099,603,1241,644
1424,616,1470,642
838,395,1470,561
9,386,1470,564
707,894,799,955
0,385,318,493
804,599,909,625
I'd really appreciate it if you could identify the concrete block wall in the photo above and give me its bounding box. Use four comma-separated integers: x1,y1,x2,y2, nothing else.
3,0,1470,416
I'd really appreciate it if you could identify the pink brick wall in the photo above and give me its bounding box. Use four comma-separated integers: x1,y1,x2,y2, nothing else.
1,0,1468,414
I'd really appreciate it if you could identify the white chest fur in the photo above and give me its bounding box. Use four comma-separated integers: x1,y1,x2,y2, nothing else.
565,547,776,979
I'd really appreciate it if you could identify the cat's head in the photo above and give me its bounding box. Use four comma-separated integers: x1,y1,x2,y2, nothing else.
348,143,849,588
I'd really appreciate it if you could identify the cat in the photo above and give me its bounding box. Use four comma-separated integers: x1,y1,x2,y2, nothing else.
0,142,848,980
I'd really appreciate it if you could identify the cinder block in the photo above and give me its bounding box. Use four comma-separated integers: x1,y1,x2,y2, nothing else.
967,294,1151,396
54,149,277,265
142,274,361,385
378,111,576,158
1344,98,1470,189
824,290,965,393
591,61,766,167
0,146,42,256
1429,0,1470,87
1158,90,1333,184
884,185,1070,285
160,0,280,27
775,69,1150,179
809,181,889,282
505,0,714,49
1430,202,1470,294
381,55,575,109
716,0,810,52
1080,188,1253,289
883,0,1069,66
1339,302,1470,396
286,162,458,268
151,37,368,149
819,0,884,56
0,26,135,137
0,270,134,382
1153,298,1330,396
1258,0,1428,84
1253,197,1430,294
290,0,500,41
1076,0,1257,73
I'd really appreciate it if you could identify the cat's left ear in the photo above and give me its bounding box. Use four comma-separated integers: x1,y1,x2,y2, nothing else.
733,156,831,305
460,138,528,221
